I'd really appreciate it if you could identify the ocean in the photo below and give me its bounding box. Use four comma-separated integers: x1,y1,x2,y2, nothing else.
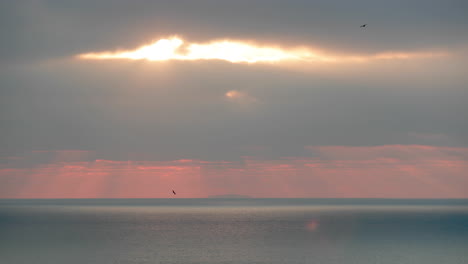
1,199,467,264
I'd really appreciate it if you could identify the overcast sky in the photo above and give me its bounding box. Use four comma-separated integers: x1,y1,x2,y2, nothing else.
1,0,467,198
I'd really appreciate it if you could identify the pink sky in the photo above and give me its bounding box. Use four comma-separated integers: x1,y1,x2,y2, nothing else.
1,145,467,198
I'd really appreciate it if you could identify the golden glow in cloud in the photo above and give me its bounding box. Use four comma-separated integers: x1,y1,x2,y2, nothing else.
225,90,258,106
77,37,446,64
79,37,304,63
79,38,185,61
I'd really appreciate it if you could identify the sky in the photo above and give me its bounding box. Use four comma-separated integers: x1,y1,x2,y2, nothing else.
1,0,467,198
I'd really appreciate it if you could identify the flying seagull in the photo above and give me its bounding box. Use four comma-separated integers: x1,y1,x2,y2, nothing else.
172,190,176,195
360,24,367,28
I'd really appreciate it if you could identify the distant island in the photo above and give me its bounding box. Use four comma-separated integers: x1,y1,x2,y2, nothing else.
208,194,252,198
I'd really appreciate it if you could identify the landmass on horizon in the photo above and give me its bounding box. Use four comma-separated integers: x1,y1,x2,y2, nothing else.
208,194,253,198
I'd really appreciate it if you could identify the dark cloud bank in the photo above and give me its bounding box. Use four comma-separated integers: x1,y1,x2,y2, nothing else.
1,0,467,161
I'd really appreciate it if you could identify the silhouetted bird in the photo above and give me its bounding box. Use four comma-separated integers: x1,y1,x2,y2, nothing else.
360,24,367,28
172,190,176,195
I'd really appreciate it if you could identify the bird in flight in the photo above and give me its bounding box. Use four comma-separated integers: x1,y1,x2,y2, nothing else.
172,190,176,195
360,24,367,28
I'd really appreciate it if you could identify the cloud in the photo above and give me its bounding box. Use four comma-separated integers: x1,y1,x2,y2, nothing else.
306,145,468,161
225,90,258,106
1,146,467,198
2,50,467,161
77,36,446,64
3,0,467,64
1,1,467,200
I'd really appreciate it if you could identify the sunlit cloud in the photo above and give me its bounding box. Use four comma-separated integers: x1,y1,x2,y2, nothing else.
77,37,446,64
78,37,304,63
79,38,185,61
186,40,303,63
225,90,244,99
225,90,257,104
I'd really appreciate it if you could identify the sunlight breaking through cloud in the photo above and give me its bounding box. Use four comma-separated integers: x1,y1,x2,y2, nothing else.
78,37,304,63
77,37,446,64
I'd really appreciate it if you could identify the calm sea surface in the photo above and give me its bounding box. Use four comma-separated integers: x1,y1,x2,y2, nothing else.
1,199,467,264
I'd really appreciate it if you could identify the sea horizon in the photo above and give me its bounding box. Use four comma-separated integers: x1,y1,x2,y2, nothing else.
2,197,468,264
2,197,468,206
